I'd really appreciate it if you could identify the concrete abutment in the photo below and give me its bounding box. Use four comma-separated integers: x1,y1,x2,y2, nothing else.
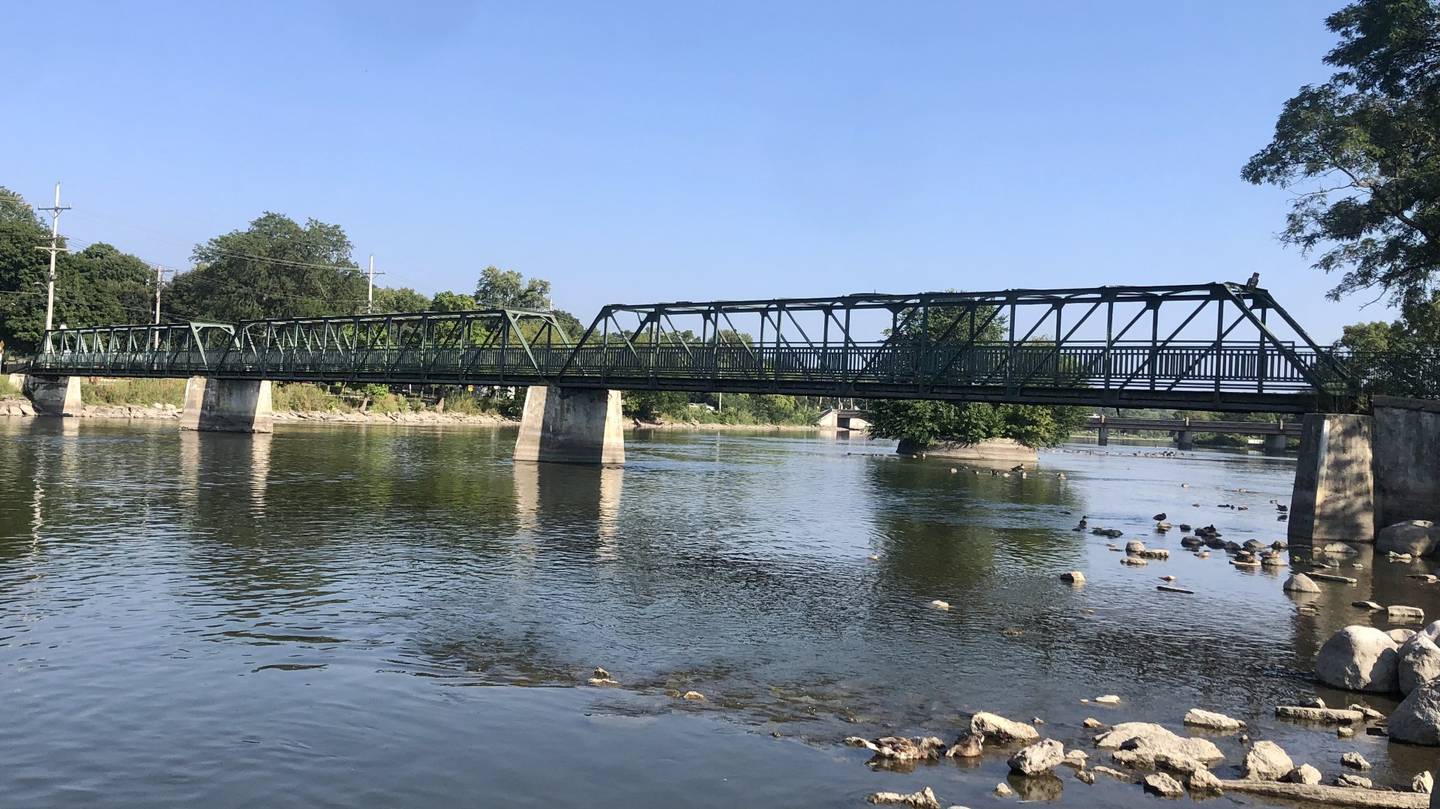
22,375,82,416
513,385,624,465
179,377,274,433
1288,414,1375,544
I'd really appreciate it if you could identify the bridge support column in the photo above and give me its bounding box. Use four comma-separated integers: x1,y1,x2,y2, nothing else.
179,377,274,433
1262,433,1289,454
1175,430,1193,451
1372,396,1440,526
22,375,82,416
1289,414,1374,545
1097,424,1109,446
514,385,624,465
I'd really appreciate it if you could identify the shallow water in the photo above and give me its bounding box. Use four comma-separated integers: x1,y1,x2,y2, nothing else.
1,418,1435,808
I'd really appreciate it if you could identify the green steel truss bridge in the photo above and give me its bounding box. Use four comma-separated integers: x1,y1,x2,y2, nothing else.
26,282,1357,413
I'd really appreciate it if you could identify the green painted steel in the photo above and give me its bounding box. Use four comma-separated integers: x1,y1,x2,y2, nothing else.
25,282,1360,413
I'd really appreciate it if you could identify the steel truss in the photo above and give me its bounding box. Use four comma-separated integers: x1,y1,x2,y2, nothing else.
27,283,1357,413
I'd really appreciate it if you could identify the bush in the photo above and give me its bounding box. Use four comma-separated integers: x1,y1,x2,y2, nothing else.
272,382,348,412
869,399,1085,448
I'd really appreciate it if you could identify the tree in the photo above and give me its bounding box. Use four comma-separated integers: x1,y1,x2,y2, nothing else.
0,187,52,351
1243,0,1440,306
475,266,550,309
429,290,477,312
57,243,154,328
167,212,364,322
371,286,429,313
1339,293,1440,396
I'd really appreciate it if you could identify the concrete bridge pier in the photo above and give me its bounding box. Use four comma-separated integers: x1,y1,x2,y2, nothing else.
22,375,82,416
1175,430,1194,451
1096,417,1109,446
179,376,274,433
513,385,624,465
1288,414,1375,544
1262,433,1289,454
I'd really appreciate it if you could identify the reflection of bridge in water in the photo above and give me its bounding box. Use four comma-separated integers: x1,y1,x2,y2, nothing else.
11,281,1440,547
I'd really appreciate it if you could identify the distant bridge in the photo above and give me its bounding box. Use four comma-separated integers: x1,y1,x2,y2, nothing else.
25,282,1355,413
1084,414,1301,451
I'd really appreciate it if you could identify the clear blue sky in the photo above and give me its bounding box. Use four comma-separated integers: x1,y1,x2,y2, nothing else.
1,1,1390,339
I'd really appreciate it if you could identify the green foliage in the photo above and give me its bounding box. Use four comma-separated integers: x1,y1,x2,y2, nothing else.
429,290,477,312
0,375,18,397
475,266,550,310
272,382,348,412
1243,0,1440,306
1339,292,1440,397
167,212,364,322
372,286,429,313
870,399,1084,448
623,390,690,420
85,378,186,407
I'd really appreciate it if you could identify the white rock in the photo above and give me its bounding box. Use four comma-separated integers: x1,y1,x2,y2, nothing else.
1243,740,1293,781
1284,764,1322,785
1188,768,1223,793
1390,681,1440,746
1336,773,1373,789
1094,722,1223,763
1126,540,1146,555
1283,573,1321,593
1412,770,1432,794
970,712,1040,743
867,787,941,809
929,599,951,611
1094,694,1122,705
1315,626,1402,694
1007,739,1065,775
1060,571,1085,585
993,782,1014,798
1400,634,1440,696
1391,605,1428,624
1342,751,1371,770
1184,708,1245,731
1142,772,1184,797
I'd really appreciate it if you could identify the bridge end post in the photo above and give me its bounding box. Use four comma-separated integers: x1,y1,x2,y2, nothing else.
23,375,82,417
180,377,274,433
514,385,624,465
1288,413,1375,545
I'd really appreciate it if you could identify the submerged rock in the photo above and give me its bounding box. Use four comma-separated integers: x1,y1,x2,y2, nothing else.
588,666,620,686
867,787,941,809
971,712,1039,743
869,736,947,761
1094,694,1122,705
1316,626,1401,693
1243,740,1293,781
680,690,705,701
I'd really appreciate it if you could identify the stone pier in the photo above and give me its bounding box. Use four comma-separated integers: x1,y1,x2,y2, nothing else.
179,376,274,433
1262,433,1289,455
23,375,83,416
1175,430,1194,451
1372,396,1440,526
1288,414,1375,544
513,385,624,465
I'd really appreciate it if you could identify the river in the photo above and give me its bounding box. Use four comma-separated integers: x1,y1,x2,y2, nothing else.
1,418,1435,807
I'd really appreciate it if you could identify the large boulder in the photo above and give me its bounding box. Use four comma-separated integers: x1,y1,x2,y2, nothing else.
1243,740,1293,781
1315,625,1402,693
970,711,1040,743
1400,633,1440,696
1377,520,1440,557
1094,721,1223,763
1007,738,1065,775
1390,682,1440,746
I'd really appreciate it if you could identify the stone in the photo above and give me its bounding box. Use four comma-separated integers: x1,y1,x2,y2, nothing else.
1337,774,1374,789
945,732,984,758
1350,703,1386,720
1338,725,1356,738
993,782,1014,798
1342,752,1371,770
869,736,947,761
1092,766,1132,781
1312,572,1359,584
1094,722,1223,763
681,690,705,701
1008,739,1065,775
588,665,619,686
1138,548,1171,559
1094,694,1122,705
1062,749,1087,767
1075,769,1095,785
929,599,951,611
1354,600,1385,611
1120,556,1148,567
867,787,941,809
1377,520,1440,557
1142,772,1184,798
1274,705,1364,723
1181,536,1204,548
1286,764,1323,785
1413,771,1433,794
1400,634,1440,696
1316,626,1402,693
1184,708,1245,731
1217,778,1432,807
1391,605,1427,624
1393,629,1420,643
1060,571,1085,585
1082,717,1104,729
1390,682,1440,745
970,712,1040,743
1188,768,1224,793
1125,540,1146,555
1243,740,1294,781
1284,573,1322,593
1322,542,1361,555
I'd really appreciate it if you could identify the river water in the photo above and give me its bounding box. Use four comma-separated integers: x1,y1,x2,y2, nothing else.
1,418,1435,808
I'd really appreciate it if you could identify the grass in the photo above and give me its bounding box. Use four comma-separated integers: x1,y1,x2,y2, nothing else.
272,382,350,412
84,378,186,407
0,376,17,397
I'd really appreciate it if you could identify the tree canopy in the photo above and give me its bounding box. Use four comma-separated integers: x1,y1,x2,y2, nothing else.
475,266,551,310
167,212,365,322
1243,0,1440,306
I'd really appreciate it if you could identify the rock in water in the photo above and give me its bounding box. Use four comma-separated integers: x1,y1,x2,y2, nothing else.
1343,752,1372,770
681,690,705,701
866,787,941,809
970,711,1040,743
1008,738,1065,775
1283,573,1321,593
1094,694,1122,705
1243,741,1294,781
1400,634,1440,696
1389,682,1440,746
1391,605,1428,624
946,731,984,758
1337,774,1374,789
1060,571,1086,585
1285,764,1322,785
1125,540,1147,555
1412,770,1432,794
1093,722,1223,763
868,736,947,761
1377,520,1440,557
1143,772,1184,797
929,599,951,611
993,782,1014,797
1316,626,1402,694
1184,708,1246,731
1321,542,1361,555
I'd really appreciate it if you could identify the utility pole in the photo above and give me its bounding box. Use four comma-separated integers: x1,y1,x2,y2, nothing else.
152,265,173,349
366,254,385,314
34,183,71,352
